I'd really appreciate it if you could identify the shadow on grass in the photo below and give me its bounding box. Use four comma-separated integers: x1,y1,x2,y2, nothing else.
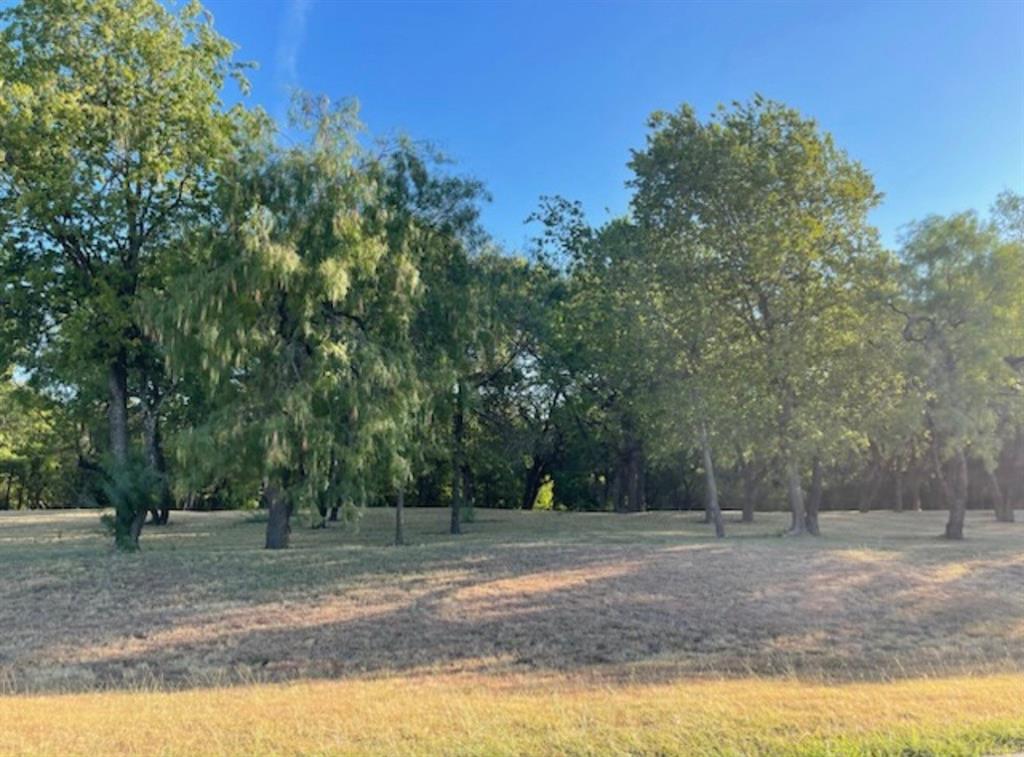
0,508,1022,694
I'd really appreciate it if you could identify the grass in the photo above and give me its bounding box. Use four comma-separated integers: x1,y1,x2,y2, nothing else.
4,673,1023,756
0,507,1022,755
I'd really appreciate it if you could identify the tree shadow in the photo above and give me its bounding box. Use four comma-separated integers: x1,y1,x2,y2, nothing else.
2,509,1022,694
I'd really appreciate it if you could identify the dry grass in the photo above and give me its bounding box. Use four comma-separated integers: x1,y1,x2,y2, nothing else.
3,673,1023,756
0,507,1022,754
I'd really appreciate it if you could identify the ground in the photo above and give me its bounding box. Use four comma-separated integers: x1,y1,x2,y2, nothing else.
0,507,1022,755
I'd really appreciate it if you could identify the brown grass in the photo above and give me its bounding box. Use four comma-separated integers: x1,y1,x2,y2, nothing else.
0,507,1022,754
1,508,1023,692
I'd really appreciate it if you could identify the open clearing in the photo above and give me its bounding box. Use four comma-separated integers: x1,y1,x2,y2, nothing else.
1,508,1022,755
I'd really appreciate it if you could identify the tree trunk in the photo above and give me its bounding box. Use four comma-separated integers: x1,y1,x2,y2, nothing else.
627,449,642,512
988,468,1014,523
328,506,339,522
621,439,646,512
128,507,147,545
450,464,462,535
462,464,475,511
521,456,545,511
394,489,405,546
637,449,647,512
858,442,884,513
931,443,967,540
698,420,725,538
1013,428,1024,511
264,485,292,549
143,397,171,526
450,381,465,535
107,353,129,466
108,353,145,550
945,448,968,539
785,457,807,536
805,458,823,536
741,499,755,522
612,458,626,512
894,469,904,512
739,453,761,523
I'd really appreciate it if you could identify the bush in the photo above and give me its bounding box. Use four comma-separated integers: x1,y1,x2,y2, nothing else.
99,457,165,551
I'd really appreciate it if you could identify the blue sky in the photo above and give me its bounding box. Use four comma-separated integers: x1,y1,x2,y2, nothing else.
206,0,1023,250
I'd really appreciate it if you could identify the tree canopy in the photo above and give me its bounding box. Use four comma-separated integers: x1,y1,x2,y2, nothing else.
2,1,1021,549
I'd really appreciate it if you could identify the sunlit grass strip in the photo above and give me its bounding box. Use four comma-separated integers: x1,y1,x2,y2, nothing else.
2,673,1022,756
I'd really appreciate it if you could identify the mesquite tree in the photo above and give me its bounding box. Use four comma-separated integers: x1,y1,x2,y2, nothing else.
894,210,1023,537
372,143,486,542
153,97,421,549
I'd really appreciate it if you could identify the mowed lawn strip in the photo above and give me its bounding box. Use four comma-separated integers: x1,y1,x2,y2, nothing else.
2,673,1023,756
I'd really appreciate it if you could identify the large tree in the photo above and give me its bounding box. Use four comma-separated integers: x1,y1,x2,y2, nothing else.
152,97,429,549
371,141,487,542
630,96,884,535
0,0,246,548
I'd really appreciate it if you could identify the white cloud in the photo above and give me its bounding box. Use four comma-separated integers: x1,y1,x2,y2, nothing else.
275,0,313,97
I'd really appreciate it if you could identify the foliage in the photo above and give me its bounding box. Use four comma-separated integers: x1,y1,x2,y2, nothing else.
0,0,251,548
98,454,165,550
0,373,81,509
1,2,1019,549
629,96,889,533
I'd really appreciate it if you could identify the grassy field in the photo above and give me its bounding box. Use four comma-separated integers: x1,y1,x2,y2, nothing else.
1,507,1022,755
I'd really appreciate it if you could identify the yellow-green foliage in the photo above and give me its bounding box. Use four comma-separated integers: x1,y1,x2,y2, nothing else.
534,477,555,510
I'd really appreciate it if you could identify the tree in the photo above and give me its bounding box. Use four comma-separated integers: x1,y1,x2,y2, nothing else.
991,191,1024,519
531,199,662,514
461,257,567,513
894,210,1023,537
449,253,546,530
0,372,80,509
635,225,744,537
630,96,884,535
371,141,487,542
153,97,421,549
0,0,246,548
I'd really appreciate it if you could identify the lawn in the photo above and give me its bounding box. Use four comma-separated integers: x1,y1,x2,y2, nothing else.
1,507,1022,755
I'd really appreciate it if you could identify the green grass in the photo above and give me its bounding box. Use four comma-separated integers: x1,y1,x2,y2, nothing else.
0,507,1022,754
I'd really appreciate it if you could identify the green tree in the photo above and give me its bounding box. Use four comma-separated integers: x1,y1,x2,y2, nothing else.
630,96,884,535
462,256,567,513
0,0,247,548
894,209,1023,536
449,252,546,531
635,224,745,536
0,373,80,509
991,192,1024,517
371,141,487,542
153,97,425,549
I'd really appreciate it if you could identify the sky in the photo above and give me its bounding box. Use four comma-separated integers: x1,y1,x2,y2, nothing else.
205,0,1024,251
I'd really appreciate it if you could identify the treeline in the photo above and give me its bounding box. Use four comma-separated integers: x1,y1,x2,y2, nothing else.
1,1,1021,549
